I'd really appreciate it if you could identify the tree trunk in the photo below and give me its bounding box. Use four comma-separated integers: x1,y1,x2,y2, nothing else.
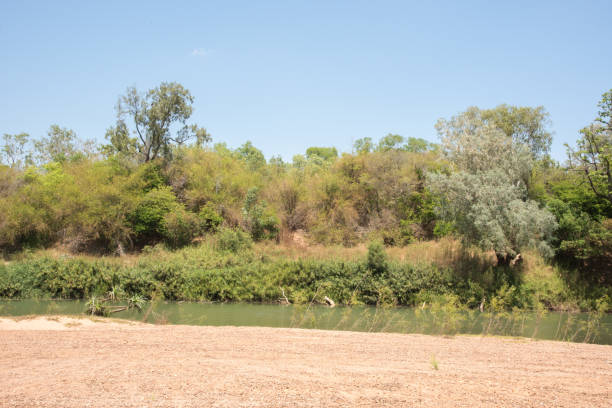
496,253,512,267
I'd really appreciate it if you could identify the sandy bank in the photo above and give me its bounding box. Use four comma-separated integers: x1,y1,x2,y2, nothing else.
0,315,610,407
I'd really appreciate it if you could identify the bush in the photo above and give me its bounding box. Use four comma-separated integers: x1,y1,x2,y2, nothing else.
129,186,179,242
198,202,223,233
216,227,252,252
367,241,388,275
242,187,279,241
163,209,202,248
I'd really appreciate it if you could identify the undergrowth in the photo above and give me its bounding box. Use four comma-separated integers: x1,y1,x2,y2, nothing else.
1,239,608,312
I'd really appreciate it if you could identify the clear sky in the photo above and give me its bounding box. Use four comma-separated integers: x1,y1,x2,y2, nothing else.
1,0,610,162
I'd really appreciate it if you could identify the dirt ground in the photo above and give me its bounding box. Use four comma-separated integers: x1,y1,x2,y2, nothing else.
0,316,610,407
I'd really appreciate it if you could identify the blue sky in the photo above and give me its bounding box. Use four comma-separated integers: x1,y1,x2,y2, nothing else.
1,0,610,162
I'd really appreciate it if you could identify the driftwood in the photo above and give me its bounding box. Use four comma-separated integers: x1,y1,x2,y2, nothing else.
106,306,128,314
323,296,335,307
279,287,290,305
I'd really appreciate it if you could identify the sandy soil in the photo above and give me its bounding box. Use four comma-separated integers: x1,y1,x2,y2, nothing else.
0,316,610,407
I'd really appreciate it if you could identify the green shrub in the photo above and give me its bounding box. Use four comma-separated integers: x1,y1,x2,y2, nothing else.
367,241,388,275
198,203,223,233
129,186,179,242
242,187,279,241
163,209,202,248
216,228,252,252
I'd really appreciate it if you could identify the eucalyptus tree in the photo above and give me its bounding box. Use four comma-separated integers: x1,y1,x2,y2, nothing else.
106,82,210,163
1,132,31,168
34,125,80,163
428,110,556,265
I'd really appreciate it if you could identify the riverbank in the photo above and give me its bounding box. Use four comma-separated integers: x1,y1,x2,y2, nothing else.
1,316,610,407
4,239,608,313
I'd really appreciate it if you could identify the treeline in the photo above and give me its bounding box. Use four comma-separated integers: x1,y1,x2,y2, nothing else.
1,83,611,291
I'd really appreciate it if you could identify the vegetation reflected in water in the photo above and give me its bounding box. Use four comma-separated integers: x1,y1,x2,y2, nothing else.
1,299,610,345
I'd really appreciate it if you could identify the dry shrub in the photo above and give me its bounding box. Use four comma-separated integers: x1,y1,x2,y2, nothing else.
387,238,495,275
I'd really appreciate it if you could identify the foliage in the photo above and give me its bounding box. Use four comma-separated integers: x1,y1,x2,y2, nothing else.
235,141,266,170
242,187,279,241
567,89,612,206
366,241,388,275
2,241,604,313
198,202,223,233
129,186,179,243
306,146,338,161
429,170,557,262
216,227,253,252
1,132,31,168
437,105,552,159
163,208,203,248
1,82,611,303
34,125,82,163
429,109,557,263
107,82,210,162
546,198,612,285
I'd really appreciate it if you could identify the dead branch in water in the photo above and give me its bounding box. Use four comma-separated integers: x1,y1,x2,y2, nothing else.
324,296,335,307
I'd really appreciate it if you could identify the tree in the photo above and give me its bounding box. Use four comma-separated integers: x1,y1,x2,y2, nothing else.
403,137,434,153
437,105,552,159
481,104,552,158
375,134,404,152
428,170,557,264
306,146,338,161
34,125,79,163
353,137,373,154
242,187,278,241
567,89,612,206
428,110,556,265
107,82,210,162
235,141,266,170
1,132,31,168
436,114,533,186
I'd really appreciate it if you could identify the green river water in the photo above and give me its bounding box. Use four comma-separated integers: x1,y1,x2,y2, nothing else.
1,300,610,344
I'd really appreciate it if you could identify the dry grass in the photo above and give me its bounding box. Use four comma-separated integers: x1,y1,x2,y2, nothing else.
7,236,499,272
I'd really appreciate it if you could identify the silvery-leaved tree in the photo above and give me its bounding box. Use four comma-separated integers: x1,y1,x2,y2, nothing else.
437,105,552,159
105,82,210,163
428,109,557,265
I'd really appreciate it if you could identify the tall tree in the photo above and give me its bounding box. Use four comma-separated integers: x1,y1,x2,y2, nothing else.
34,125,79,163
428,110,556,265
567,89,612,205
107,82,210,162
1,132,31,168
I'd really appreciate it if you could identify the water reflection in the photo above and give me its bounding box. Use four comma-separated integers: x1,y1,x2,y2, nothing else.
1,300,610,345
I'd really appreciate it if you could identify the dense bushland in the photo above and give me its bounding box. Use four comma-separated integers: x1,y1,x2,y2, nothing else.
1,83,611,309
